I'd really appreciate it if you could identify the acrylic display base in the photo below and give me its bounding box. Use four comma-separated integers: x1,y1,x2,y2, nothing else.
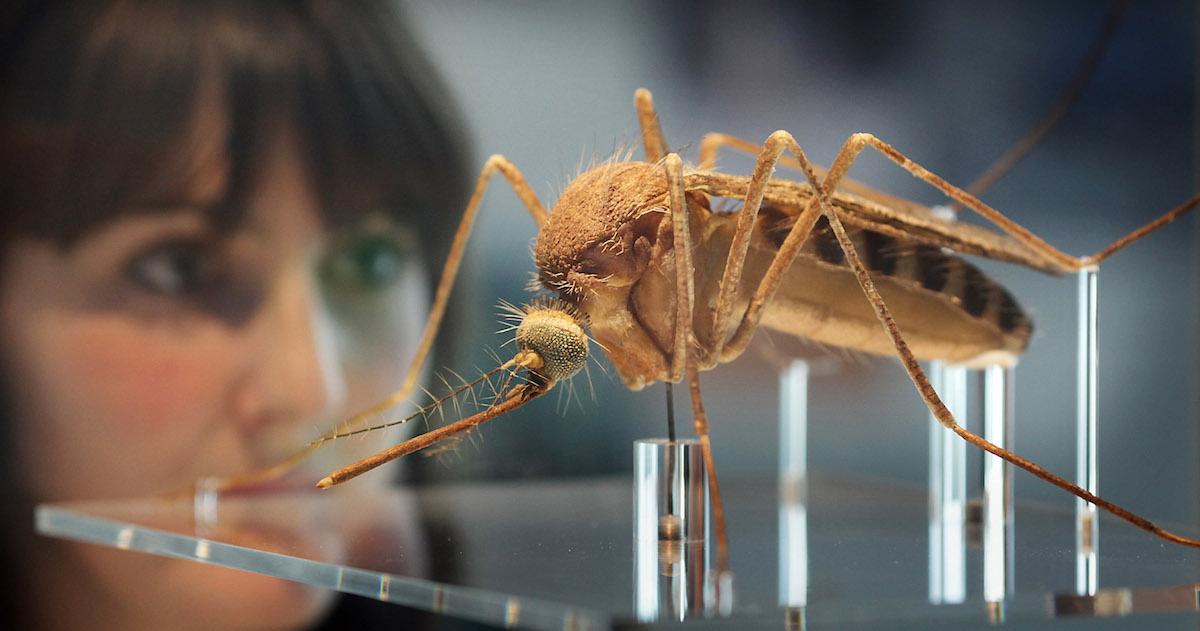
37,473,1200,630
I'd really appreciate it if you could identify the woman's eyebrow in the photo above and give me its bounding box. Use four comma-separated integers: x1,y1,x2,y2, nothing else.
119,147,232,214
105,206,222,236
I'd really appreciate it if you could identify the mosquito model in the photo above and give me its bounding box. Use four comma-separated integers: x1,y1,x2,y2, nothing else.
203,75,1200,582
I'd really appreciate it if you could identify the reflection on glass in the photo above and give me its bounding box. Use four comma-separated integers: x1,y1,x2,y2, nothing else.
192,475,220,536
778,361,808,628
1054,582,1200,617
928,361,967,604
1076,267,1099,596
633,438,717,622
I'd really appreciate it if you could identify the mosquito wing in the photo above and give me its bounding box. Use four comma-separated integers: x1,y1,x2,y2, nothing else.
685,170,1070,275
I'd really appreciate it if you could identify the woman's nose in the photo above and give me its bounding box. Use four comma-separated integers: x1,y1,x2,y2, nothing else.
230,267,346,432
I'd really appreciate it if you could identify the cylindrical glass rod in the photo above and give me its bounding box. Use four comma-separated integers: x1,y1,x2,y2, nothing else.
779,360,808,611
983,364,1014,607
633,438,710,622
928,361,967,605
1076,267,1100,596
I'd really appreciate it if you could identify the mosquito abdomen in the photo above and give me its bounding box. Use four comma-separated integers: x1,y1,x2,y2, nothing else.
694,210,1032,367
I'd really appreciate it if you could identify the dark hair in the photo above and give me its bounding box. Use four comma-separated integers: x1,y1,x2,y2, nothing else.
0,0,468,248
0,1,469,628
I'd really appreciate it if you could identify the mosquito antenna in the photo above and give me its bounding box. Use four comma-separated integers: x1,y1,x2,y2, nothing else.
317,369,551,488
958,0,1131,203
314,362,513,444
436,372,463,417
317,298,591,489
444,367,480,410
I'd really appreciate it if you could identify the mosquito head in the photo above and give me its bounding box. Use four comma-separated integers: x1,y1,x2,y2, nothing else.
511,299,590,382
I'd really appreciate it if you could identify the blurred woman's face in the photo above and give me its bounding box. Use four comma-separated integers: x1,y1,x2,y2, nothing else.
0,121,429,630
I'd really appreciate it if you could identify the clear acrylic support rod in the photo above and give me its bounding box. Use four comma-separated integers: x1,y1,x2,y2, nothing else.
778,360,809,612
633,439,711,622
1076,267,1100,596
928,361,967,605
982,364,1014,608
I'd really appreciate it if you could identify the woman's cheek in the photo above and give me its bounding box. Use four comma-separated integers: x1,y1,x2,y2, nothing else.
16,309,243,499
59,317,234,433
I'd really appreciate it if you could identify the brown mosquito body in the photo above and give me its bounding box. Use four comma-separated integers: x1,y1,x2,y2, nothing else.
534,160,1038,393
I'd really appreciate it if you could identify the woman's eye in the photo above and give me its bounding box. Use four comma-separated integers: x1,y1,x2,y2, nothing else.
124,240,214,296
322,233,411,291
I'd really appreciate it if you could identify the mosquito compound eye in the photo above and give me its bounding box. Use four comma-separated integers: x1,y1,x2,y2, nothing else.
515,307,589,381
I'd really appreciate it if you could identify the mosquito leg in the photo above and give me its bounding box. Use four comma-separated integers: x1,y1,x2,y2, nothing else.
664,153,695,384
643,96,726,564
637,89,683,462
714,131,956,363
635,88,669,163
207,155,547,493
664,153,731,573
698,132,761,170
699,126,1200,546
712,127,1200,546
699,129,1200,269
698,131,931,217
711,129,887,366
839,133,1200,269
687,354,730,570
817,194,1200,548
705,131,830,361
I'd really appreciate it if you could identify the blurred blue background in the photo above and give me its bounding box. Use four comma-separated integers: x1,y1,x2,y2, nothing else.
398,0,1197,533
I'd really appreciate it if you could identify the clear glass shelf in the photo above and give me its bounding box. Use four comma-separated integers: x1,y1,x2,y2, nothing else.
37,473,1200,629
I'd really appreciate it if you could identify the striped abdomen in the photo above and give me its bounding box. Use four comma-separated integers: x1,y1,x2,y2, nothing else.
692,203,1032,367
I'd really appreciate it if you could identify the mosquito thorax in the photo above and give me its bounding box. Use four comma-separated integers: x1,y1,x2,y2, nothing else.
514,304,589,382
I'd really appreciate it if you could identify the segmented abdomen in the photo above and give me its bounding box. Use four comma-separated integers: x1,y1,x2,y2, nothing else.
785,211,1033,343
694,204,1033,366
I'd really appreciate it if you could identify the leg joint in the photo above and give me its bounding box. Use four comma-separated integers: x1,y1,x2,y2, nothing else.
849,131,876,145
767,129,795,145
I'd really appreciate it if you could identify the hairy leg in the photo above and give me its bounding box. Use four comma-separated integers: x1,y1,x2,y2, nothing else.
664,153,731,572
